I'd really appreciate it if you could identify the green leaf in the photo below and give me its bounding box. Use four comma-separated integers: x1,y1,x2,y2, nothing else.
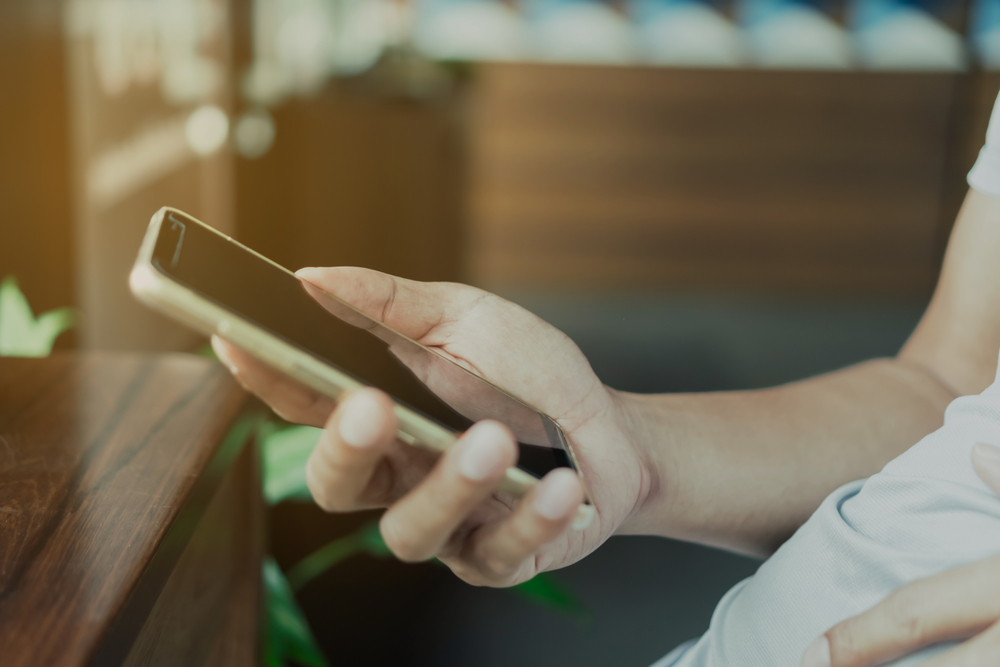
0,276,74,357
262,424,323,505
286,533,366,591
511,572,589,620
264,557,329,667
257,414,589,620
286,521,393,591
357,520,393,558
286,517,586,620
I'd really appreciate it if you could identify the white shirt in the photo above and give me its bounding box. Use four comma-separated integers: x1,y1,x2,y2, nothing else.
656,95,1000,667
969,92,1000,199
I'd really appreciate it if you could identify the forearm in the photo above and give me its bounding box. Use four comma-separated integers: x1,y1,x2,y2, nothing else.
616,358,956,557
616,189,1000,557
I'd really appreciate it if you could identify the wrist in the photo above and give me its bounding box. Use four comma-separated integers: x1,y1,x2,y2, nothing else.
606,388,676,535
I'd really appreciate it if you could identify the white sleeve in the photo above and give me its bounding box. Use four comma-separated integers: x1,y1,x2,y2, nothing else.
968,92,1000,198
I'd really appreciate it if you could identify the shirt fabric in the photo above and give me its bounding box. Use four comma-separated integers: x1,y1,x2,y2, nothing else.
652,94,1000,667
969,92,1000,199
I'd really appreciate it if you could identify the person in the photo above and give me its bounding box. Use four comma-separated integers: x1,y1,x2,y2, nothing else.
212,93,1000,666
651,356,1000,666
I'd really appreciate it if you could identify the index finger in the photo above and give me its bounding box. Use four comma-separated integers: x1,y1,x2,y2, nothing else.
212,335,335,427
807,555,1000,667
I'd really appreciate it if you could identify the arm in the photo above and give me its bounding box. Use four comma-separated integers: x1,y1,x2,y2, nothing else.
217,188,1000,581
621,188,1000,556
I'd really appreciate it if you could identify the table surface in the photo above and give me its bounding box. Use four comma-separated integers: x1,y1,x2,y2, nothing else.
0,352,250,666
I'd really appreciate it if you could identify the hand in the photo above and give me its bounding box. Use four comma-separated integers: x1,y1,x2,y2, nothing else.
213,267,650,586
801,442,1000,667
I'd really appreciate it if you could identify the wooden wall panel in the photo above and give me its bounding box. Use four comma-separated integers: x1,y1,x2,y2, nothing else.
236,90,466,285
466,65,963,295
0,2,76,342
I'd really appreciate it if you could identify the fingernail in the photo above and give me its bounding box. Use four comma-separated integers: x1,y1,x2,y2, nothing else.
338,390,386,448
534,469,581,520
458,422,511,481
801,636,830,667
973,442,1000,465
211,336,238,375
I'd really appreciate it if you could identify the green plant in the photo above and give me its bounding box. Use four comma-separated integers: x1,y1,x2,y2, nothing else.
261,424,590,667
0,277,74,356
264,557,328,667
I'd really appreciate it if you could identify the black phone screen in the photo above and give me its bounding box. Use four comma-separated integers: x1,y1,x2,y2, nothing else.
150,210,574,479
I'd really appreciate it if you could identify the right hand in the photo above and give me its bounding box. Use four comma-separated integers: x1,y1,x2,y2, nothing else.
800,443,1000,667
213,266,652,587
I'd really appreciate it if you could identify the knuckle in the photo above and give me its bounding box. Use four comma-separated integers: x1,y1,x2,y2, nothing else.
454,560,511,588
312,488,348,513
305,459,346,512
478,555,513,582
828,623,866,666
305,466,331,509
419,464,488,522
272,404,305,424
428,479,478,518
308,483,339,512
379,519,425,563
509,515,545,553
886,586,930,645
450,564,490,587
305,393,335,422
467,539,526,585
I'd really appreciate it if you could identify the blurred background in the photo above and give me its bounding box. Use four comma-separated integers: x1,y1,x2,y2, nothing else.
2,0,998,664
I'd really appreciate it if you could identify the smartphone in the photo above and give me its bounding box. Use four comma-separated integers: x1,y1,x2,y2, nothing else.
130,208,594,527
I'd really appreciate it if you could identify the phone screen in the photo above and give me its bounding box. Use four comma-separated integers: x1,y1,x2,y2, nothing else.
150,210,577,480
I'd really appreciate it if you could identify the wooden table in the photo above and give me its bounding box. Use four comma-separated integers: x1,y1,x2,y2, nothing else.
0,352,262,666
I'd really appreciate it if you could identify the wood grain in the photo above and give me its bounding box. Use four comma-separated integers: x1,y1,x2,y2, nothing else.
236,87,466,285
466,65,962,294
0,352,251,667
203,444,264,667
117,444,262,667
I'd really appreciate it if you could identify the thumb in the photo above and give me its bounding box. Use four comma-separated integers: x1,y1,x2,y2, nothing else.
295,266,451,341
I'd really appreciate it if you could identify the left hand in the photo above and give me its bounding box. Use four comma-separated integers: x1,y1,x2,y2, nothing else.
800,442,1000,667
213,267,650,587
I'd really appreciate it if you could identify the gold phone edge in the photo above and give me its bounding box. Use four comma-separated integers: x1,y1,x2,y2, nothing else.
132,207,595,526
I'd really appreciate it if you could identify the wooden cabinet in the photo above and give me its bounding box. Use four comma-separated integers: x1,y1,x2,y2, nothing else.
465,64,1000,295
0,353,260,667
